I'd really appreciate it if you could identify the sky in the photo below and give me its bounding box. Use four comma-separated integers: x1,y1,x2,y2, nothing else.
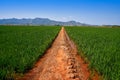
0,0,120,25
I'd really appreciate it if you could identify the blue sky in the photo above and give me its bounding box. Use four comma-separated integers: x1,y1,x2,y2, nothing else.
0,0,120,25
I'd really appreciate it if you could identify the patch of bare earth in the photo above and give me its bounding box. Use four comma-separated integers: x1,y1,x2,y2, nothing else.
18,27,99,80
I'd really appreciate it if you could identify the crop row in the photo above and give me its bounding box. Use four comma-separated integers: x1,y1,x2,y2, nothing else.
0,26,60,79
66,27,120,80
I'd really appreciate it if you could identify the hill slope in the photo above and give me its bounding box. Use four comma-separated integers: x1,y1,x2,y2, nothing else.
0,18,88,26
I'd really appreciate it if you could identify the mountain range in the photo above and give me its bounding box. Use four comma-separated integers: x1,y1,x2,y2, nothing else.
0,18,88,26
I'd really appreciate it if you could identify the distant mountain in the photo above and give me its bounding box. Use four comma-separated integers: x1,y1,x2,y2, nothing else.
0,18,89,26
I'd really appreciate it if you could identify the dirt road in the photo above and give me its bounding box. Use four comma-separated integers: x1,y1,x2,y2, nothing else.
20,27,98,80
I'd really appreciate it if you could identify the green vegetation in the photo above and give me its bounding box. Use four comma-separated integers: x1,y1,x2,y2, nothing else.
66,27,120,80
0,26,60,79
0,26,119,80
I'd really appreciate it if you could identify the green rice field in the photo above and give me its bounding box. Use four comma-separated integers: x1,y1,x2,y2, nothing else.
0,26,60,79
66,27,120,80
0,26,120,80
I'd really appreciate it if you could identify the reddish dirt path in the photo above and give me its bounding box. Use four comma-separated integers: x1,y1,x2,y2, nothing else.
19,27,98,80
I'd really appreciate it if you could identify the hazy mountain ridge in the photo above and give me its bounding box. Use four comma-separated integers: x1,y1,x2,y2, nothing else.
0,18,88,26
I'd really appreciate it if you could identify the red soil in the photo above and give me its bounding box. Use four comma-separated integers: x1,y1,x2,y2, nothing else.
18,27,99,80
